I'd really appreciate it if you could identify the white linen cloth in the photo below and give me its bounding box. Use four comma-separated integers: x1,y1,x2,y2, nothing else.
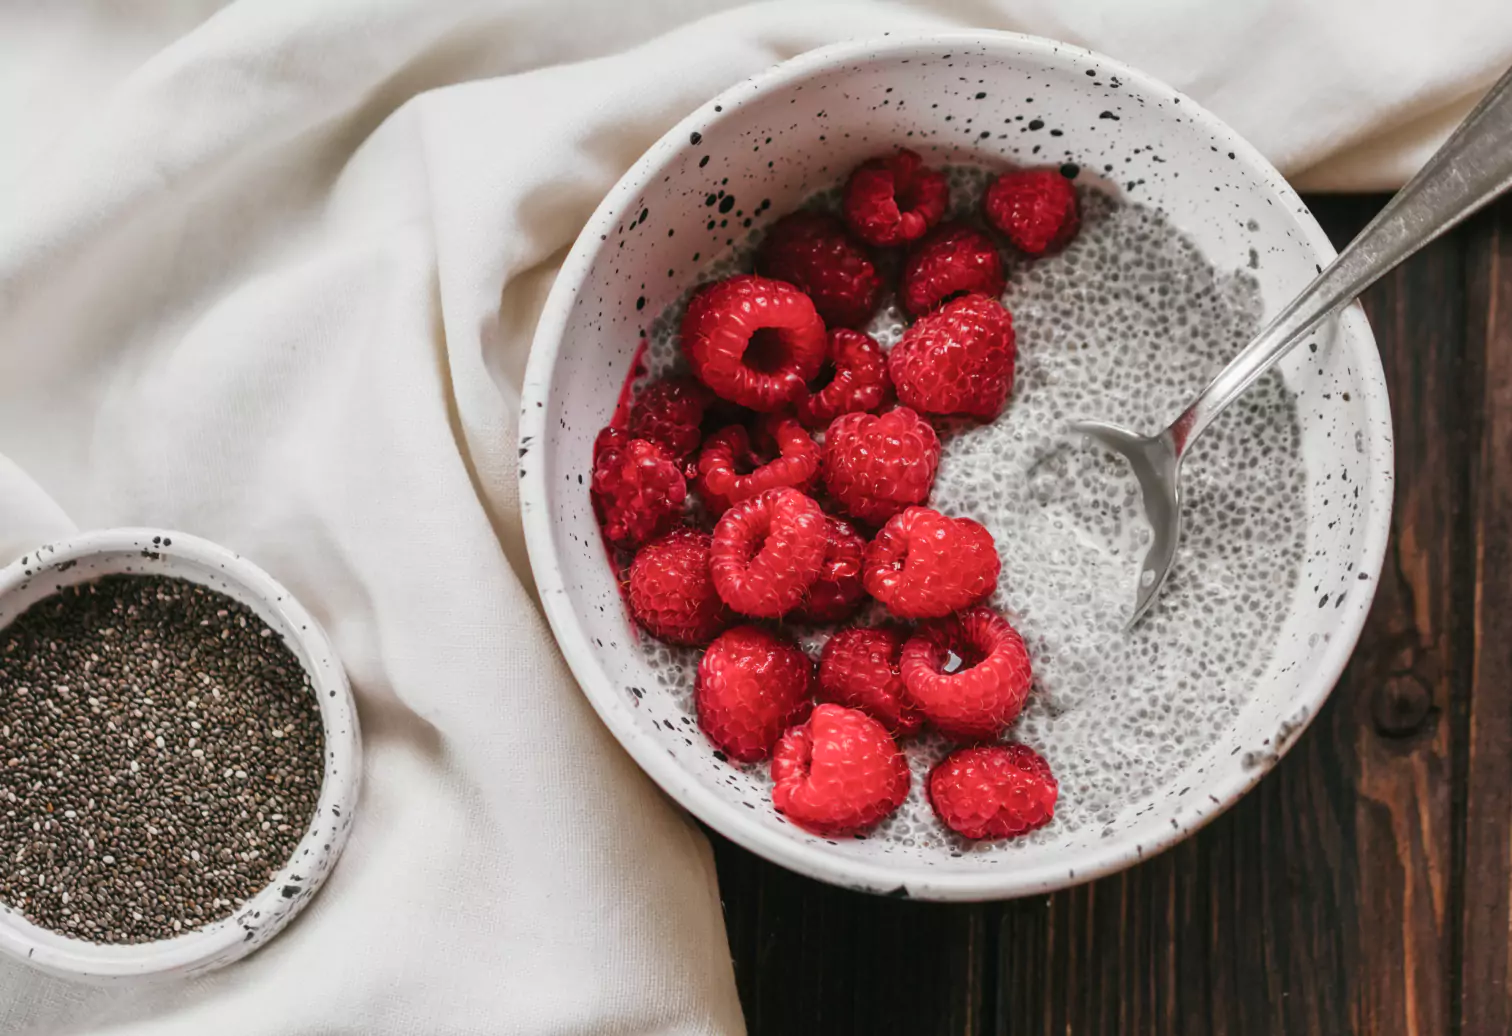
0,1,1506,1033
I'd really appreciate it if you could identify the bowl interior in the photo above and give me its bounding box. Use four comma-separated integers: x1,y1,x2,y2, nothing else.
523,34,1391,899
0,531,360,979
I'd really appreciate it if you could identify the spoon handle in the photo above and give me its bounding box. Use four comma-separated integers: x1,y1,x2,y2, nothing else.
1169,63,1512,453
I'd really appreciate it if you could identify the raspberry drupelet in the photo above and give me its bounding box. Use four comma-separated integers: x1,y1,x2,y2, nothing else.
627,528,730,646
697,626,815,763
983,168,1081,256
590,427,686,550
843,148,949,247
681,274,826,412
929,743,1058,839
901,606,1033,739
710,487,828,618
694,416,821,515
628,377,714,463
816,625,922,736
888,293,1017,421
900,223,1006,317
791,517,868,625
795,328,892,430
821,407,941,526
771,704,910,835
756,210,883,329
862,506,1000,620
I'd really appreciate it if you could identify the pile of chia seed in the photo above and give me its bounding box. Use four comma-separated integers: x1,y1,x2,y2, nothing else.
0,574,324,944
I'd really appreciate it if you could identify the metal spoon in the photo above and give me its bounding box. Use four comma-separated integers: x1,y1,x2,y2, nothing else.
1075,64,1512,628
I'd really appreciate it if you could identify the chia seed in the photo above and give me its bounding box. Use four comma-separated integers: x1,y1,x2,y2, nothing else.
0,574,324,944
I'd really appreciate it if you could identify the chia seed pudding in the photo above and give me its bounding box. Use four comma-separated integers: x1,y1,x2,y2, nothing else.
633,169,1306,845
0,574,324,943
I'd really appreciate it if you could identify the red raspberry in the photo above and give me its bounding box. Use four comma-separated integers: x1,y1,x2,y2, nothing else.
629,377,713,462
983,169,1080,256
590,427,686,549
627,529,730,645
822,407,940,526
710,488,827,617
795,329,892,430
900,223,1006,317
694,417,820,515
816,625,922,736
843,149,949,247
901,606,1032,739
697,626,814,763
756,211,883,329
928,743,1057,839
681,274,826,411
888,294,1016,420
863,506,1000,619
771,704,909,834
791,518,867,625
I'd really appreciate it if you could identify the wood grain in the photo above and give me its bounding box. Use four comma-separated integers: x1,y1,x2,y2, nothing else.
1461,196,1512,1036
1316,197,1466,1036
709,195,1512,1035
712,836,986,1036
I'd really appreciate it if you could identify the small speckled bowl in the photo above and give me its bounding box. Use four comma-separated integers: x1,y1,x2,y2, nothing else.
520,33,1393,900
0,529,360,981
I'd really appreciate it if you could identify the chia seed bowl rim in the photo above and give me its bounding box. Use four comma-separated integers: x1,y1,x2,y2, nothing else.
0,528,362,981
519,32,1394,900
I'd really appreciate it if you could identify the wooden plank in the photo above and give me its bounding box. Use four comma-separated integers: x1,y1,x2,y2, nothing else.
1461,195,1512,1036
1326,197,1468,1036
993,752,1358,1035
711,834,986,1036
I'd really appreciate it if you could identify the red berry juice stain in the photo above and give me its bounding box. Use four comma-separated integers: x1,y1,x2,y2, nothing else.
596,337,653,639
608,338,651,432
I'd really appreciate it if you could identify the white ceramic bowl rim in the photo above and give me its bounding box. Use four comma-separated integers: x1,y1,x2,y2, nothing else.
520,31,1394,899
0,529,361,979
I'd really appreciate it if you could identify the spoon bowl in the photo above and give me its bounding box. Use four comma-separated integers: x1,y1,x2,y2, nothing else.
1068,421,1179,628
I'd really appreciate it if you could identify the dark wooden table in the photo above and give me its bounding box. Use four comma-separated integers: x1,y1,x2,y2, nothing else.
709,193,1512,1036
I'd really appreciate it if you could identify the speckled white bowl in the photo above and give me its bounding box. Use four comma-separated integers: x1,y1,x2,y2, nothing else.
0,529,360,980
520,33,1393,900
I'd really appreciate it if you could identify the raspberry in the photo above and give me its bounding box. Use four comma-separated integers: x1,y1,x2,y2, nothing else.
822,407,940,526
590,427,686,549
710,488,828,617
771,704,909,834
983,169,1080,256
629,377,713,462
694,417,820,514
791,517,867,625
862,506,999,619
928,743,1057,839
627,529,730,645
901,606,1032,739
795,329,892,430
816,625,922,736
681,274,826,411
900,223,1006,317
756,211,883,329
888,294,1016,420
697,626,814,763
842,148,949,247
